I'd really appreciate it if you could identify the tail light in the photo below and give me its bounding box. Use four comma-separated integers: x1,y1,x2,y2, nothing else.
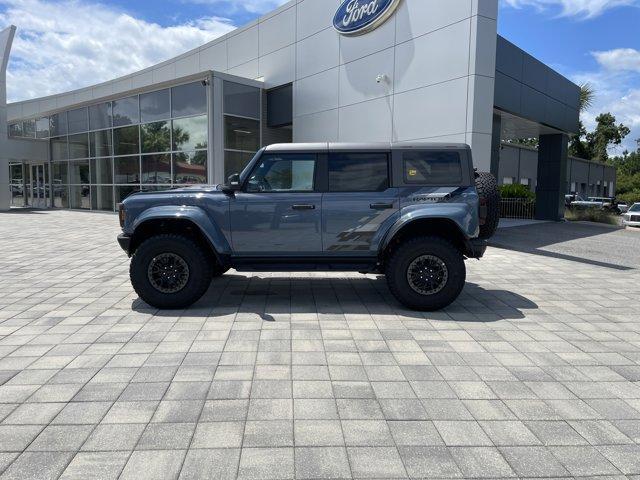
118,203,126,228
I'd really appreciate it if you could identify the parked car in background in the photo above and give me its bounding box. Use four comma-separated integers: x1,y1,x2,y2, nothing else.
570,196,626,214
618,202,630,214
623,203,640,227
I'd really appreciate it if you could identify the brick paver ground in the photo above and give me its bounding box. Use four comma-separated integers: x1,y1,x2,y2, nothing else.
1,210,640,479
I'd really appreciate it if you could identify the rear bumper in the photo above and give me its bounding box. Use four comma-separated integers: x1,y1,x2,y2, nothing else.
117,234,131,254
464,238,487,259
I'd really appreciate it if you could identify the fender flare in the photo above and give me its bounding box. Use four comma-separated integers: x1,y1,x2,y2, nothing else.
379,206,476,255
130,205,232,261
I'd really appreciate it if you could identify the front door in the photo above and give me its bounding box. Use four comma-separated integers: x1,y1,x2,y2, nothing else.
29,164,48,208
230,152,322,254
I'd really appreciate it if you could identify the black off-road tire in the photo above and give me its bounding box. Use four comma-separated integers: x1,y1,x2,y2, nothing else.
475,171,500,239
130,234,213,309
385,236,466,311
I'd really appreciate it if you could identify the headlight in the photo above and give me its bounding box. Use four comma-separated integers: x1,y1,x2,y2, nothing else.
118,203,126,228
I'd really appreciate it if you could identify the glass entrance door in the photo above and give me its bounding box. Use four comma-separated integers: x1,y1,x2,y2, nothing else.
29,164,48,208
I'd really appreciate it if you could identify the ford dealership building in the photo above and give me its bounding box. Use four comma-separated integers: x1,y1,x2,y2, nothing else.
0,0,600,220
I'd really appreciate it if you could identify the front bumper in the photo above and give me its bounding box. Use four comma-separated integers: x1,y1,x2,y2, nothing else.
117,233,131,254
464,238,487,259
623,220,640,227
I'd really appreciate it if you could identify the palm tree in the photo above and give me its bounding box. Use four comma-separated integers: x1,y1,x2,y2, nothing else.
579,83,595,113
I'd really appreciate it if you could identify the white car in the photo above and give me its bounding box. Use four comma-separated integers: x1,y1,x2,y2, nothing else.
623,203,640,227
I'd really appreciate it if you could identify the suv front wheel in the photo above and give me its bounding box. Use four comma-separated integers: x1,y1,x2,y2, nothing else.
385,236,466,311
130,234,214,309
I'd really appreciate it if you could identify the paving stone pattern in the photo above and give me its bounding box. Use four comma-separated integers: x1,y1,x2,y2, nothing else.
1,210,640,479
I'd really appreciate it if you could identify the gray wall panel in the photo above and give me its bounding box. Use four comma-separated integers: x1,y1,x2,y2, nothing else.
494,72,522,114
495,38,523,81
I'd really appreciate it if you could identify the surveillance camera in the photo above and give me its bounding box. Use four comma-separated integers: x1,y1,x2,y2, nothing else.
201,79,210,87
376,74,389,85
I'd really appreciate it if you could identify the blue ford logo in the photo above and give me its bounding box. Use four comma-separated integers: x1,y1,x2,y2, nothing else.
333,0,402,36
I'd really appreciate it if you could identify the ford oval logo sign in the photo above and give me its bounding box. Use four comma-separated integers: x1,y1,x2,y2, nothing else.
333,0,401,36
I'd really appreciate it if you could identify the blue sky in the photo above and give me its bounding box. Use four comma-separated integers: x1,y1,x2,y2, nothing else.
1,0,639,152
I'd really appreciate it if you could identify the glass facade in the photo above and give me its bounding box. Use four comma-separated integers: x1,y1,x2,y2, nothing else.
8,77,266,212
223,81,261,180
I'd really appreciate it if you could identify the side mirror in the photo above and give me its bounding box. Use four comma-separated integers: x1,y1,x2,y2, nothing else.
222,173,241,195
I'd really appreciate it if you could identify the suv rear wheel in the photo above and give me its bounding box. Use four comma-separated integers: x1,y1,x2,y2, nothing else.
130,234,213,309
385,236,466,311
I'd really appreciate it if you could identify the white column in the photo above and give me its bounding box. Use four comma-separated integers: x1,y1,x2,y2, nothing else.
0,26,16,210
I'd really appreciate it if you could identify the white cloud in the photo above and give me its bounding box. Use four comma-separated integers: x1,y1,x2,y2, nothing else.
501,0,639,18
181,0,289,15
0,0,236,102
593,48,640,72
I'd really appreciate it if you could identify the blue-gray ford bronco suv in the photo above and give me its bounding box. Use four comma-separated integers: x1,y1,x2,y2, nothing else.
117,143,500,311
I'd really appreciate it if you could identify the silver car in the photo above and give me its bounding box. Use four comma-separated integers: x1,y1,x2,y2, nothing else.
623,203,640,227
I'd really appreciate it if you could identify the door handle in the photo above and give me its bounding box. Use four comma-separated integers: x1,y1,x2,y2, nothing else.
370,203,394,210
292,204,316,210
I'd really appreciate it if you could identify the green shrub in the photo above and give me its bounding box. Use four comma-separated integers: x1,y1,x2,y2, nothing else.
618,189,640,206
565,207,619,225
499,184,535,199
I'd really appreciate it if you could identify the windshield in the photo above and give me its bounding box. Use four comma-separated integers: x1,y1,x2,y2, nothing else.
629,204,640,212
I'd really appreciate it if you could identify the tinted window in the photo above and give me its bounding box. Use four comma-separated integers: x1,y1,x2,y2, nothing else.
114,125,140,156
172,82,207,118
68,159,90,184
224,150,255,179
113,96,139,126
141,121,171,153
68,108,88,134
329,153,389,192
68,133,89,159
50,112,68,136
36,118,50,139
173,151,207,185
224,81,259,118
22,119,36,138
114,157,140,184
173,115,207,151
89,102,112,130
142,154,171,184
224,116,259,152
403,151,462,184
51,137,68,161
246,154,315,193
91,157,113,184
90,130,113,158
9,123,22,137
140,89,170,123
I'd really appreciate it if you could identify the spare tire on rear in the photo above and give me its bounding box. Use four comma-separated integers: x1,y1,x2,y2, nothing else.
475,171,500,239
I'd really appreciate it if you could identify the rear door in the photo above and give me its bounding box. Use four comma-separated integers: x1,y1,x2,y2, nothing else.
322,151,399,254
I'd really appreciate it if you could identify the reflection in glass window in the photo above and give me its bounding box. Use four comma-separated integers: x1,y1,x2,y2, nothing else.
91,186,114,211
172,82,207,118
90,130,113,157
115,185,140,203
328,153,389,192
141,121,171,153
224,151,255,179
89,102,112,130
50,112,68,136
52,162,68,184
90,158,113,184
223,82,259,118
140,89,170,123
69,160,90,184
36,118,50,139
173,115,207,151
69,133,89,159
114,156,140,184
113,96,139,126
22,119,36,138
246,154,316,193
51,137,69,161
53,182,69,208
68,108,88,134
173,151,207,184
69,185,91,210
403,151,462,184
142,154,172,184
224,116,259,152
9,123,23,137
114,125,140,156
